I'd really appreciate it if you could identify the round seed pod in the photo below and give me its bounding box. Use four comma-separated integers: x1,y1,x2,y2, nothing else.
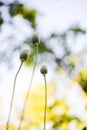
40,65,48,75
32,33,40,46
20,50,30,62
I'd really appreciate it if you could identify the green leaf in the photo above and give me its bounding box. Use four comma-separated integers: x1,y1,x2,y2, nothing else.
9,2,23,16
0,17,3,26
0,1,4,6
69,26,86,35
23,8,37,28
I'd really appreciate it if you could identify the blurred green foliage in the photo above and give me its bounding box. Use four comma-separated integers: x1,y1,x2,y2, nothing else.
0,0,87,93
1,0,87,129
69,26,86,35
83,127,87,130
0,18,3,26
0,0,87,70
78,68,87,93
0,1,37,28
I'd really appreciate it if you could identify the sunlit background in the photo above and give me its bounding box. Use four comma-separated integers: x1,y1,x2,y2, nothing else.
0,0,87,130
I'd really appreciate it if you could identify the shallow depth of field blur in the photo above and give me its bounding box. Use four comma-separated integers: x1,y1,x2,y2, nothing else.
0,0,87,130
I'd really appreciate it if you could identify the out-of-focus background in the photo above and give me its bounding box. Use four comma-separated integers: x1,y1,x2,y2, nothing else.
0,0,87,129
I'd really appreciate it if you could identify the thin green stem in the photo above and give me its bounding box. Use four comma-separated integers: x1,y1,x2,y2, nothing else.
43,75,47,130
18,45,38,130
6,61,23,130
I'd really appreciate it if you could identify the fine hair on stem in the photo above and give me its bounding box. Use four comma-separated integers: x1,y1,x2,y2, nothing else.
43,74,47,130
6,61,23,130
40,65,48,130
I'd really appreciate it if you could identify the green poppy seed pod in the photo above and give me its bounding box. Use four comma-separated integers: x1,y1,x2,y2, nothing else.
32,33,40,46
40,65,48,75
20,50,30,62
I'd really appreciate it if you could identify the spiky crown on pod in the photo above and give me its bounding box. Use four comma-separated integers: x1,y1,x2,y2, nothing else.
32,33,40,46
40,65,48,75
20,50,30,62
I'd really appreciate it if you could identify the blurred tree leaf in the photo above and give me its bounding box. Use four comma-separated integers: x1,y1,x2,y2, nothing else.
0,1,4,6
39,40,53,54
9,1,37,28
9,2,23,16
82,127,87,130
22,7,37,28
0,0,87,75
0,17,3,26
25,52,34,66
77,68,87,93
59,33,67,41
25,39,53,54
25,39,53,66
68,26,86,35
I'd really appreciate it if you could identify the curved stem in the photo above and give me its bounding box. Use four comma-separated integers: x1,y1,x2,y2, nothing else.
43,75,47,130
18,45,38,130
6,61,23,130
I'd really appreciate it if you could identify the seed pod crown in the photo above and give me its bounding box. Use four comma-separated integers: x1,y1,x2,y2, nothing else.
20,50,30,62
32,33,40,46
40,65,48,75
